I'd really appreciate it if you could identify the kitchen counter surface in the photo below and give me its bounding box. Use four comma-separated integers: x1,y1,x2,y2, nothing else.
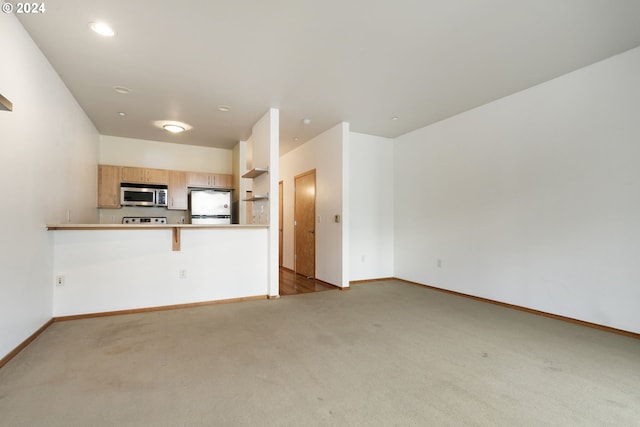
47,224,268,230
47,223,268,251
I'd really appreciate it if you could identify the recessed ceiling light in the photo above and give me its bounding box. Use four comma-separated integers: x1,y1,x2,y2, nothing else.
117,112,126,117
89,22,115,37
217,105,232,112
302,118,311,125
113,86,131,94
163,124,185,133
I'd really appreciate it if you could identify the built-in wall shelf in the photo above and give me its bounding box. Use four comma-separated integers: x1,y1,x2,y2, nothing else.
243,194,269,202
242,168,268,179
0,94,13,112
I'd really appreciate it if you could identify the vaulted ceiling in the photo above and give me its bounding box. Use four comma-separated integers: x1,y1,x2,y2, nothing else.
18,0,640,154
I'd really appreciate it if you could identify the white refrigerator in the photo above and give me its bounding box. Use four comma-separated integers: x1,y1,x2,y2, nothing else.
189,190,232,224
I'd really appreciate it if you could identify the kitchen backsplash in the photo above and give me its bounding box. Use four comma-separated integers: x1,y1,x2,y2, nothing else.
99,207,187,224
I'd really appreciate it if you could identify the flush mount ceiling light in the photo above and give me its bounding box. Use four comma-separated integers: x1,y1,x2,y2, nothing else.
154,120,192,134
117,112,126,117
89,22,115,37
163,124,185,133
294,137,300,142
301,118,311,125
217,105,232,112
392,116,399,121
113,86,131,94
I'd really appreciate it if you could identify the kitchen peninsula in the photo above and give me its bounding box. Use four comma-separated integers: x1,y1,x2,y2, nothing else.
47,223,269,318
46,109,279,319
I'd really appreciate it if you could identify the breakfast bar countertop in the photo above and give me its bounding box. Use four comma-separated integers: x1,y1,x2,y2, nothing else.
47,223,268,251
46,224,268,230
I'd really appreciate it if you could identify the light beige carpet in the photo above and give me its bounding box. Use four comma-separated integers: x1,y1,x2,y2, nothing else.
1,280,639,426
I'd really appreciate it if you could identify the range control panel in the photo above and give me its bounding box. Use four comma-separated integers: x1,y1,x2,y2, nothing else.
122,216,167,224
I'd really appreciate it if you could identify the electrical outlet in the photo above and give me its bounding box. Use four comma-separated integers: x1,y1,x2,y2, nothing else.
55,275,65,286
179,269,187,279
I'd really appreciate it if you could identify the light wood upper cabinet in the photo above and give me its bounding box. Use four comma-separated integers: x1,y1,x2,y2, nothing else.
146,168,169,184
214,174,233,189
187,172,233,189
168,170,188,210
186,172,212,188
121,166,169,185
98,164,233,210
97,165,121,208
120,166,145,183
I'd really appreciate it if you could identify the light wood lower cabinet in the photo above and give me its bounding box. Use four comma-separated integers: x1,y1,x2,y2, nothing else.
97,165,121,208
168,171,188,210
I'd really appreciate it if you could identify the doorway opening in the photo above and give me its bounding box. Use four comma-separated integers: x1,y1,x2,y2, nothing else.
279,267,336,296
278,169,336,296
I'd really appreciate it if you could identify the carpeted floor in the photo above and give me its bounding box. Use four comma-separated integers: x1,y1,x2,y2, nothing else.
1,280,639,426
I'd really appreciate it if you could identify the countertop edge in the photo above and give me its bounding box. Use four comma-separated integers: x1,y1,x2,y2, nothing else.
47,224,269,230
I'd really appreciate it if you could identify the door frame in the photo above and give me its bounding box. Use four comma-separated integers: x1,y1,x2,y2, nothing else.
294,169,316,278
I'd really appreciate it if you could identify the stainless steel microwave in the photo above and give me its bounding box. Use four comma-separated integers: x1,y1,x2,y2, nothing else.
120,183,168,207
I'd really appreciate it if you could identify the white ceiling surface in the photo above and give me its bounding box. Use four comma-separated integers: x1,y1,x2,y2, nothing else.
17,1,640,154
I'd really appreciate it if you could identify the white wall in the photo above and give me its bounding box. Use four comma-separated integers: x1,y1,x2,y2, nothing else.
394,46,640,333
52,228,268,316
246,109,279,296
349,133,394,281
280,123,349,287
232,141,250,224
248,111,277,226
99,135,232,173
0,15,99,360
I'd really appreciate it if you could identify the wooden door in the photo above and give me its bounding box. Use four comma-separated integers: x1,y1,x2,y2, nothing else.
279,181,283,267
294,170,316,278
